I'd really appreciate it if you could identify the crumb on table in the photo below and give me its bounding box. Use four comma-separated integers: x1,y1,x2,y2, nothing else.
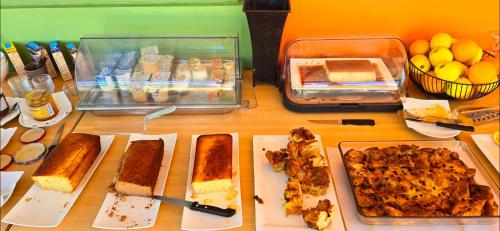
253,195,264,204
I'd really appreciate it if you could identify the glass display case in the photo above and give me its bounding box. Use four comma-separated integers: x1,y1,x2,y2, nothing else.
75,36,241,115
281,37,408,112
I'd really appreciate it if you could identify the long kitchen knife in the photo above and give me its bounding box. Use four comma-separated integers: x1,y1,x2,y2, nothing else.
44,123,65,159
152,195,236,217
308,119,375,126
398,110,475,132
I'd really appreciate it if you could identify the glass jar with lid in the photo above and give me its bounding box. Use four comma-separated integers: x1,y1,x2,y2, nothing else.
25,89,59,121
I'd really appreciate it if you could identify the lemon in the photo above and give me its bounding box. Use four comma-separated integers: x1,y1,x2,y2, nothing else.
494,131,499,145
430,33,453,49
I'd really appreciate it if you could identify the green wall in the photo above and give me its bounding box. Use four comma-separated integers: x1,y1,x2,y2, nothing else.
0,1,252,68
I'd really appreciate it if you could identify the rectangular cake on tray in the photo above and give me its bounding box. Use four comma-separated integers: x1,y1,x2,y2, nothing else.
32,133,101,193
191,134,233,194
115,139,164,196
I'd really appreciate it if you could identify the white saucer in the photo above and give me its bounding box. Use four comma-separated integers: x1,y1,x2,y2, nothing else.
18,92,72,128
0,97,21,126
406,120,461,138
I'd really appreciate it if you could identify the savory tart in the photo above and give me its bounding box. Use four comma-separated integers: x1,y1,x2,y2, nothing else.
344,145,499,217
302,199,334,230
284,178,303,215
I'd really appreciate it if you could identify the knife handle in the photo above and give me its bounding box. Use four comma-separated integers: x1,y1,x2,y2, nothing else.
190,202,236,217
436,122,475,132
341,119,375,126
43,145,57,159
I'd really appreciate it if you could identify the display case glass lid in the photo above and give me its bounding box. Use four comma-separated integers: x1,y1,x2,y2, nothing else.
74,36,241,114
281,37,408,110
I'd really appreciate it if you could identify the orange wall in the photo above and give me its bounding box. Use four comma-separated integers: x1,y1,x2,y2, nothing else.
280,0,500,61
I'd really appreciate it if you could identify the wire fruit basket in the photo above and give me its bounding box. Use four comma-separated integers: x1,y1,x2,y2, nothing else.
408,55,499,100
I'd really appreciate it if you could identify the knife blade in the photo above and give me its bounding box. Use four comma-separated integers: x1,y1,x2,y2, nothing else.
152,195,236,217
308,119,375,126
43,123,65,159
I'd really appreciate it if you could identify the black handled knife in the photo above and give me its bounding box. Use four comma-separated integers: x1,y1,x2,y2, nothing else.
308,119,375,126
43,123,65,159
152,195,236,217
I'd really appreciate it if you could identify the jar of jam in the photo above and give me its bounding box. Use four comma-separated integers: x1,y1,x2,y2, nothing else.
25,89,59,121
0,88,9,118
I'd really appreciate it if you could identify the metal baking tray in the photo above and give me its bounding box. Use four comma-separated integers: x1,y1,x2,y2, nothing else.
339,140,500,225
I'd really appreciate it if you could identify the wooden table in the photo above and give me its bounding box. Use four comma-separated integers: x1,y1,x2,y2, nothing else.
1,71,498,231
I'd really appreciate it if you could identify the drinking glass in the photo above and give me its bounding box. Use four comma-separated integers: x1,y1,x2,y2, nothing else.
31,74,55,93
7,75,33,97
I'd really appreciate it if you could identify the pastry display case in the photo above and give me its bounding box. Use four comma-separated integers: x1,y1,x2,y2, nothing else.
281,37,408,112
74,36,241,115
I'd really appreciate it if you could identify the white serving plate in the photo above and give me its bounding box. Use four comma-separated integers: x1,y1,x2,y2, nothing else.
0,97,21,126
252,135,346,231
472,134,500,173
0,127,17,150
18,91,72,128
402,98,460,139
181,133,242,231
0,171,24,207
2,135,115,227
92,133,177,230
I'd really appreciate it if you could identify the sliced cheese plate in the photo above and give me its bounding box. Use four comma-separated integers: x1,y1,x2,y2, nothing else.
2,135,115,228
92,133,177,230
181,133,242,230
252,135,346,231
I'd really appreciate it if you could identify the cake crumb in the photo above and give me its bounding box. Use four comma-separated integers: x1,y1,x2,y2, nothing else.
253,195,264,204
145,201,152,209
63,202,69,208
232,171,237,177
190,193,198,199
119,215,127,222
225,189,238,200
227,201,239,212
24,197,32,203
223,218,229,225
203,199,213,205
262,148,265,151
107,210,115,217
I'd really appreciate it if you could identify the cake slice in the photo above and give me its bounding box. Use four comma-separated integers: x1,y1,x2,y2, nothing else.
115,139,164,196
32,133,101,193
325,60,376,82
284,178,303,215
192,134,233,194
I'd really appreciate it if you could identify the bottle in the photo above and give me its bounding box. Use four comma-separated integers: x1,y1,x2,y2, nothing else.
25,89,59,121
0,88,10,118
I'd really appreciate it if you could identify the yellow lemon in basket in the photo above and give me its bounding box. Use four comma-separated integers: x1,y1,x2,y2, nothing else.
494,131,499,145
411,55,431,72
429,47,454,67
468,61,498,84
465,47,483,66
451,39,481,63
409,40,430,56
452,60,469,77
422,71,447,93
435,62,461,82
446,77,474,99
430,33,453,49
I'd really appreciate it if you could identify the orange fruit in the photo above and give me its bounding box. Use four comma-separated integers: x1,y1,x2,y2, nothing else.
483,55,500,76
494,131,499,145
451,39,480,63
468,61,498,84
421,71,446,93
409,40,430,57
